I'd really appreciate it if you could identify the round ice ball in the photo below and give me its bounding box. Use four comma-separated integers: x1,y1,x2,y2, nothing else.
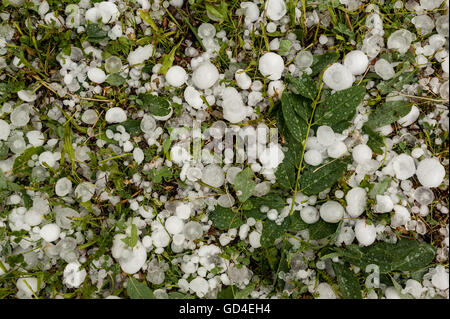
343,50,369,75
165,65,187,87
192,61,219,90
320,200,344,223
87,67,106,84
416,158,445,188
300,206,320,224
323,63,354,91
258,52,284,81
39,223,61,242
354,219,376,246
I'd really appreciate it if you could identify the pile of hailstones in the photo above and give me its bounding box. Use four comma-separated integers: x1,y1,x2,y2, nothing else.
0,0,449,299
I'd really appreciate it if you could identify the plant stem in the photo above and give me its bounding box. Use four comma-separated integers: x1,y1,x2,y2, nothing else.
288,74,325,216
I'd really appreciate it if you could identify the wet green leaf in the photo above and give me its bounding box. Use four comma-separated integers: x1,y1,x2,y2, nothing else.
366,100,412,129
299,157,351,195
234,167,256,203
127,278,155,299
310,51,340,76
286,73,317,100
209,207,244,230
315,85,366,132
106,73,126,87
141,94,171,117
332,263,362,299
281,91,308,143
261,219,290,248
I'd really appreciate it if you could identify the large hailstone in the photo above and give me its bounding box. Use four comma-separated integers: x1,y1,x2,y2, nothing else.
63,262,87,288
315,283,337,299
241,2,260,23
55,177,72,197
323,63,354,91
39,223,60,242
85,2,120,24
16,277,39,299
235,69,252,90
222,87,248,123
345,187,367,217
265,0,287,21
354,219,376,246
392,154,416,180
189,277,209,297
127,45,154,65
184,86,203,109
419,0,444,10
320,201,345,223
0,119,10,141
300,206,320,224
258,52,284,80
398,105,420,127
87,67,106,84
352,144,372,164
191,61,219,90
105,107,127,123
201,164,225,188
258,143,285,169
387,29,415,54
374,59,395,80
343,50,369,75
165,65,187,87
416,158,445,188
111,234,147,274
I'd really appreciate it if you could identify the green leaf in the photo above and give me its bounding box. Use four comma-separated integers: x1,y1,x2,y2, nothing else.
138,9,159,33
0,141,9,159
285,73,317,100
363,125,384,154
121,224,138,248
209,206,244,230
217,286,234,299
127,278,155,299
12,146,45,175
278,39,292,56
369,176,391,199
315,85,366,132
376,71,416,95
168,291,195,299
235,283,256,299
261,219,290,248
281,91,308,143
248,193,286,211
366,100,412,129
282,92,312,124
86,23,109,43
234,167,256,203
205,2,228,21
106,73,126,87
310,51,340,76
332,263,362,299
0,169,8,189
308,219,339,240
288,212,309,231
275,160,295,190
336,238,436,274
145,166,172,184
159,40,182,75
299,157,351,195
141,94,171,117
107,120,142,137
